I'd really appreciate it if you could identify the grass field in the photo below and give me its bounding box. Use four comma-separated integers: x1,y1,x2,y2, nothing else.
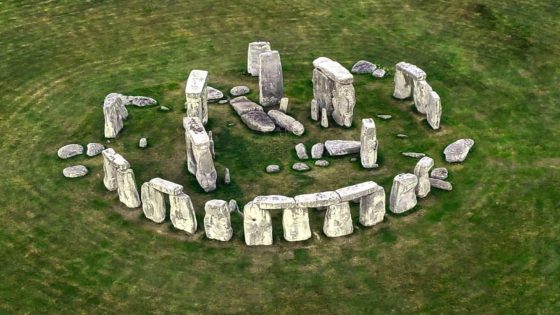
1,0,560,313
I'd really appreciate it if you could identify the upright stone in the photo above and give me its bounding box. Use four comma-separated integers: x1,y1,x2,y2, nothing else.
414,157,434,198
282,207,312,242
389,173,418,214
427,91,442,130
247,41,271,76
279,97,289,113
185,69,209,125
311,143,324,159
310,99,319,121
224,168,231,184
259,50,283,106
103,94,126,138
321,108,329,128
393,62,426,100
117,168,141,208
412,80,433,114
267,110,305,136
204,200,233,241
360,118,378,168
184,117,217,192
243,202,273,246
102,148,118,191
323,202,353,237
359,186,386,227
169,193,197,234
141,182,166,223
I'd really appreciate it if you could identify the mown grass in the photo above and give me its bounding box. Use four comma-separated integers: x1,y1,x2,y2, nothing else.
1,0,559,313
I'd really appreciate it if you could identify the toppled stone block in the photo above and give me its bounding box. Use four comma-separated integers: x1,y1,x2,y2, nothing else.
324,140,361,156
268,110,304,136
444,139,474,163
240,111,276,132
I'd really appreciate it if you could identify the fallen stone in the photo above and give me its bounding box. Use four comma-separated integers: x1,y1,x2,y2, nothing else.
389,173,418,214
240,111,276,133
141,182,166,223
268,110,304,136
117,168,141,208
121,95,157,107
149,177,184,195
444,139,474,163
429,178,453,191
351,60,376,74
431,167,448,180
414,156,434,198
230,98,264,116
295,191,340,208
323,202,353,237
230,86,250,96
279,97,289,113
283,207,312,242
243,202,273,246
402,152,426,158
376,114,392,120
86,143,104,157
295,143,308,160
207,86,224,102
372,68,386,78
247,41,271,76
204,200,233,241
292,162,310,172
57,144,84,159
259,50,283,106
311,143,324,159
266,165,280,173
62,165,88,178
139,137,148,148
218,99,229,104
324,140,361,156
315,160,329,167
396,134,408,138
169,193,197,234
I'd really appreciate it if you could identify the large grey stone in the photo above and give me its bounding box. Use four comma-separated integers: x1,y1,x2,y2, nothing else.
102,148,118,191
444,139,474,163
331,82,356,127
86,143,104,157
427,91,442,130
185,69,209,125
311,143,324,159
183,117,217,192
149,177,183,195
393,62,426,99
324,140,361,156
431,167,448,180
313,57,353,84
247,41,271,76
240,111,276,132
121,95,157,107
62,165,88,178
57,144,84,159
282,207,312,242
351,60,376,74
323,202,353,237
230,98,264,116
429,178,453,191
360,118,378,168
253,195,295,210
359,185,385,227
295,191,341,208
207,86,224,102
335,181,379,202
414,157,434,198
117,168,141,208
259,50,283,106
412,79,433,114
268,110,305,136
295,143,308,160
141,182,166,223
389,173,418,214
230,86,250,96
103,94,126,138
204,200,233,241
169,193,197,234
243,202,273,246
292,162,310,172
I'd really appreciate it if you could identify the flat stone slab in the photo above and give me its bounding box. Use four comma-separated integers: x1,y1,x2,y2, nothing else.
324,140,361,156
230,86,250,96
63,165,88,178
149,177,183,195
240,111,276,132
57,144,84,159
295,191,341,208
351,60,376,74
444,139,475,163
207,86,224,102
266,165,280,173
396,62,427,81
431,167,448,180
231,100,264,116
429,178,453,191
86,143,104,157
253,195,295,210
292,162,310,172
336,181,379,202
402,152,426,158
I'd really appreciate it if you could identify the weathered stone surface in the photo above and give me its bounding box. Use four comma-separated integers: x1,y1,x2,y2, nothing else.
427,91,442,130
412,79,433,114
240,111,276,132
429,178,453,191
139,137,147,148
183,117,217,192
331,82,356,127
207,86,224,102
336,181,379,202
149,177,183,195
103,94,126,138
360,118,378,168
377,114,392,120
444,139,475,163
283,207,312,242
295,191,340,208
310,99,319,121
323,202,353,237
259,50,283,106
313,68,336,115
311,143,324,159
292,162,310,172
393,62,426,99
431,167,448,180
414,157,434,198
102,148,118,191
185,69,209,125
141,183,166,223
117,168,141,208
320,107,329,128
295,143,308,160
111,153,130,171
169,193,197,234
324,140,361,156
224,168,231,184
230,86,250,96
121,95,157,107
86,143,104,157
247,41,271,76
58,144,84,159
313,57,353,84
204,200,233,241
244,202,273,246
228,199,238,213
372,68,386,78
402,152,426,158
279,97,289,113
351,60,376,74
254,195,295,210
266,165,280,173
230,98,264,116
359,185,385,226
268,110,304,136
315,160,329,167
389,173,418,214
63,165,88,178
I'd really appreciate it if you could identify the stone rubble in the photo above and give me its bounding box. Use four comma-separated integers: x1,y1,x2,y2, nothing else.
185,69,209,125
228,199,239,213
429,178,453,191
259,50,284,106
372,68,386,78
268,110,305,136
376,114,392,120
444,139,475,163
230,96,264,116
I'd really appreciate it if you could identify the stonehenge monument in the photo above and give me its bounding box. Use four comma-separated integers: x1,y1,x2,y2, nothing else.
312,57,356,127
103,93,127,138
259,50,284,106
360,118,378,168
204,200,233,241
389,173,418,214
247,41,271,76
185,69,209,125
393,62,442,130
101,148,140,208
183,117,217,192
414,157,434,198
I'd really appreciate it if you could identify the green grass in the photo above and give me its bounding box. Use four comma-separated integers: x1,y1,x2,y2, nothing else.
1,0,560,313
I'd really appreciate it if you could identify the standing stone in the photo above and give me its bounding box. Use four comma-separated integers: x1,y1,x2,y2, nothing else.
169,193,197,234
311,143,324,159
228,199,239,213
359,186,386,227
323,202,353,237
412,79,433,114
310,99,319,121
243,202,273,246
295,143,309,160
414,156,434,198
360,118,378,168
267,110,305,136
282,207,312,242
141,182,166,223
279,97,289,113
102,148,118,191
331,83,356,127
393,62,426,100
86,143,104,157
185,69,209,125
117,168,141,208
204,200,233,241
444,139,475,163
183,117,217,192
139,137,148,148
389,173,418,214
103,94,126,138
57,144,84,159
431,167,448,180
247,41,271,76
224,168,231,184
321,108,329,128
427,91,442,130
259,50,283,106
